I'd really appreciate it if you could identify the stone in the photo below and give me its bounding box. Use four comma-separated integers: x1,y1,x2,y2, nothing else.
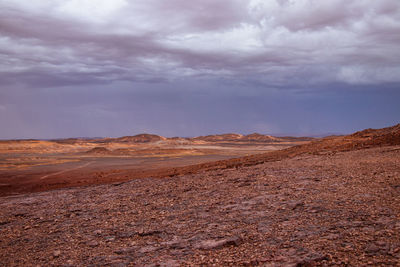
93,230,102,235
194,236,242,250
137,229,162,237
294,253,328,267
365,244,381,255
87,240,99,247
53,250,61,257
105,236,116,241
287,201,304,210
138,246,160,253
114,247,136,255
159,259,180,267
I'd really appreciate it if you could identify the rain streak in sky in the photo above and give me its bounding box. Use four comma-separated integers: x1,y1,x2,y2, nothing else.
0,0,399,139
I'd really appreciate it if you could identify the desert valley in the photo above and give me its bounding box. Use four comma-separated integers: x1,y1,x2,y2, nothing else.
0,124,399,266
2,1,400,265
0,133,311,196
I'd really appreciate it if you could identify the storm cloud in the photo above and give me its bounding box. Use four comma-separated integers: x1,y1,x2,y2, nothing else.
0,0,399,138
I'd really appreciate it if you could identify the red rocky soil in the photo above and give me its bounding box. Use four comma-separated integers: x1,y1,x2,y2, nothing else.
0,124,400,266
0,145,399,266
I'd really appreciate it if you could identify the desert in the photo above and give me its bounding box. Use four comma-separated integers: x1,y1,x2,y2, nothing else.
0,133,311,197
2,1,400,266
0,124,399,266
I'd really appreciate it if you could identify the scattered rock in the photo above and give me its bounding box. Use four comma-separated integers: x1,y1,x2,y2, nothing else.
87,240,99,247
117,232,135,238
294,253,328,266
194,236,242,250
114,247,136,255
365,244,381,255
307,206,326,213
105,236,116,241
162,238,187,250
287,201,304,210
138,246,160,254
137,229,162,237
324,233,340,240
53,250,61,257
1,144,400,266
160,259,181,267
93,229,103,235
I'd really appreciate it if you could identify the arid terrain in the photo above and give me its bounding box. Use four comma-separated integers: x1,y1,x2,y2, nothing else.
0,133,311,196
0,125,399,266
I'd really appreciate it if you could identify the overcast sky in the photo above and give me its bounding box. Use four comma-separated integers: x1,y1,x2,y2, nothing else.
0,0,399,139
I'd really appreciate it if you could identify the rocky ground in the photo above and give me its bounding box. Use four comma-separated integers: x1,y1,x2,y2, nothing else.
0,145,399,266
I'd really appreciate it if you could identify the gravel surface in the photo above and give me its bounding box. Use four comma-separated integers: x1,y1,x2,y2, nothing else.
1,146,399,266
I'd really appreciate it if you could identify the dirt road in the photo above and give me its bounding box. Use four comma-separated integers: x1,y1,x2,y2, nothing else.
40,161,94,180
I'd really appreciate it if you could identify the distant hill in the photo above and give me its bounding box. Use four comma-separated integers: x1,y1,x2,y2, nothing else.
191,133,243,142
9,125,399,146
251,123,400,158
86,146,111,154
115,134,166,143
241,133,278,142
91,132,312,144
93,134,167,143
190,133,313,143
348,123,400,147
151,123,400,178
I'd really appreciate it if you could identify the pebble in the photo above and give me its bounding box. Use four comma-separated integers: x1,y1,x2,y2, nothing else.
195,236,242,250
53,250,61,257
87,240,99,247
1,145,399,266
93,229,102,235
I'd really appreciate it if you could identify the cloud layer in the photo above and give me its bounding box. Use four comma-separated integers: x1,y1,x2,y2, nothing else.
1,0,400,88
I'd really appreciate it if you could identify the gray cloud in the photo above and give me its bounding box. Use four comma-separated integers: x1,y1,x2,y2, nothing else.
0,0,399,139
0,0,399,88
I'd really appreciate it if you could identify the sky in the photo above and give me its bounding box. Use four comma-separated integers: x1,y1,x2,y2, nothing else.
0,0,399,139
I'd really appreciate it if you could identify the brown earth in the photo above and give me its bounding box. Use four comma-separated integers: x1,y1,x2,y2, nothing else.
190,133,313,143
114,134,167,143
0,133,307,197
0,124,399,266
0,125,399,197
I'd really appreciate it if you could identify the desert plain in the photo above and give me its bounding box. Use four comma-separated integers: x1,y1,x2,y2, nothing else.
0,125,399,266
0,133,310,196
